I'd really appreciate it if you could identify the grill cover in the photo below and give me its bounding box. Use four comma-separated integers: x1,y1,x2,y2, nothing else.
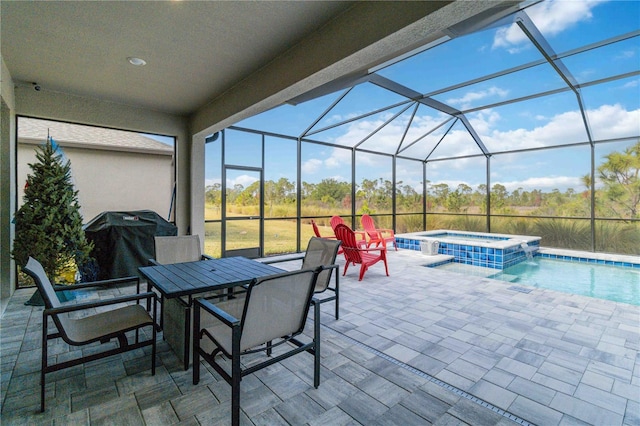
84,210,177,279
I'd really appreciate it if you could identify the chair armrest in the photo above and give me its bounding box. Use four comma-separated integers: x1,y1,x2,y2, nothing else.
44,292,156,315
376,228,395,235
320,263,340,273
259,253,305,264
359,246,386,253
53,276,140,291
195,297,239,327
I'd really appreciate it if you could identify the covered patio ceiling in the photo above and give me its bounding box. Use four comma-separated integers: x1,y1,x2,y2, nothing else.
1,1,520,135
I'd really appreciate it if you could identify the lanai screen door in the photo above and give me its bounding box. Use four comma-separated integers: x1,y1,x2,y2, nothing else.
222,166,263,258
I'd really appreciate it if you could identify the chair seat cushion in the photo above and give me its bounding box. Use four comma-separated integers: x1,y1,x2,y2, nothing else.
61,304,153,344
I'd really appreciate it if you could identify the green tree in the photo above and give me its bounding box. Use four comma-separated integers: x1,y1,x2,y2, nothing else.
12,139,93,281
446,190,463,212
431,183,450,209
597,142,640,218
313,178,350,204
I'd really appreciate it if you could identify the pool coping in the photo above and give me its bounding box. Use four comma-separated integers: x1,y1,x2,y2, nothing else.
397,230,541,250
537,247,640,269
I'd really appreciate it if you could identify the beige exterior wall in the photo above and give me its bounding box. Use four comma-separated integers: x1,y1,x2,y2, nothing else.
17,142,174,222
13,86,191,232
1,55,17,306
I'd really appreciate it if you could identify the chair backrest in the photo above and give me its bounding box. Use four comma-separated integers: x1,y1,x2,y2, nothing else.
301,237,341,293
310,220,323,238
330,215,344,232
334,224,363,264
240,268,319,352
154,235,202,264
23,257,72,336
23,257,61,310
360,214,378,239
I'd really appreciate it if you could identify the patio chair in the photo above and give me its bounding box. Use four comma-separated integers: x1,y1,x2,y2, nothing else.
22,257,157,412
334,223,389,280
312,219,346,255
329,215,345,231
149,234,212,320
302,236,342,319
330,215,367,247
361,214,398,251
152,235,211,265
310,219,336,239
150,235,215,369
192,267,322,426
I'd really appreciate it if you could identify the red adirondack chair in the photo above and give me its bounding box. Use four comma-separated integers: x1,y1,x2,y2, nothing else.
334,223,389,281
329,215,345,232
330,215,367,247
311,219,344,254
361,214,397,251
311,219,335,239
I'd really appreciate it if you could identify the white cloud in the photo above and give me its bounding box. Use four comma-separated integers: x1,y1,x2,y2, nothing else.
228,174,258,188
495,176,584,192
493,0,604,51
615,50,636,60
586,104,640,140
446,86,509,108
302,158,323,174
299,102,638,187
426,175,584,193
324,148,350,168
475,104,639,151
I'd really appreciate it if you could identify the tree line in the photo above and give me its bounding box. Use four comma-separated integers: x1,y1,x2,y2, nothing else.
205,142,639,220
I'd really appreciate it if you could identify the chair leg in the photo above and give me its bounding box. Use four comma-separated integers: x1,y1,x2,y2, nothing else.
359,264,367,281
231,325,242,426
382,254,389,276
334,273,339,320
183,305,191,371
152,298,157,375
314,301,320,388
192,304,200,385
40,313,48,412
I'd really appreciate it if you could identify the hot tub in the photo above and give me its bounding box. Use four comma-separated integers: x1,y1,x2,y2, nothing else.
395,230,541,269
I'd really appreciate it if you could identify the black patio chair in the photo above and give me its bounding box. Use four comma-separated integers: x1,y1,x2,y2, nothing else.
192,267,321,426
300,236,342,319
261,236,342,319
22,257,157,412
148,235,215,368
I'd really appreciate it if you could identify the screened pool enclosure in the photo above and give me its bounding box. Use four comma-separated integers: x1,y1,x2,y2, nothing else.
203,0,639,258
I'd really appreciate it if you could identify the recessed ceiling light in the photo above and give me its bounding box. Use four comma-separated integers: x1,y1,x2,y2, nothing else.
127,57,146,66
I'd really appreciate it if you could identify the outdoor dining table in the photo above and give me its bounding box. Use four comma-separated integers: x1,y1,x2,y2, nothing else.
138,256,284,370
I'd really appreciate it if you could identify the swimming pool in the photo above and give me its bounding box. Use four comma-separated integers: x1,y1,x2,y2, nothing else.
433,257,640,305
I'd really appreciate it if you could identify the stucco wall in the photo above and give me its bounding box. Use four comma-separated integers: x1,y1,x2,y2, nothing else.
1,55,17,306
13,85,191,232
17,143,174,222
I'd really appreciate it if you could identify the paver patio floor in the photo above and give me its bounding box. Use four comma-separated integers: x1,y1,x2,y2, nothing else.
1,249,638,425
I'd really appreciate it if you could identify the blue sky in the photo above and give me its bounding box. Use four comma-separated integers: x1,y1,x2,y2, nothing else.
217,0,639,194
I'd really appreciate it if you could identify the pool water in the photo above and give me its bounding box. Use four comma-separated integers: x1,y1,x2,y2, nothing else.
435,258,640,305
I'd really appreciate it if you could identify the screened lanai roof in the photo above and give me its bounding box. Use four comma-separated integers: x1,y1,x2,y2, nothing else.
235,0,639,162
